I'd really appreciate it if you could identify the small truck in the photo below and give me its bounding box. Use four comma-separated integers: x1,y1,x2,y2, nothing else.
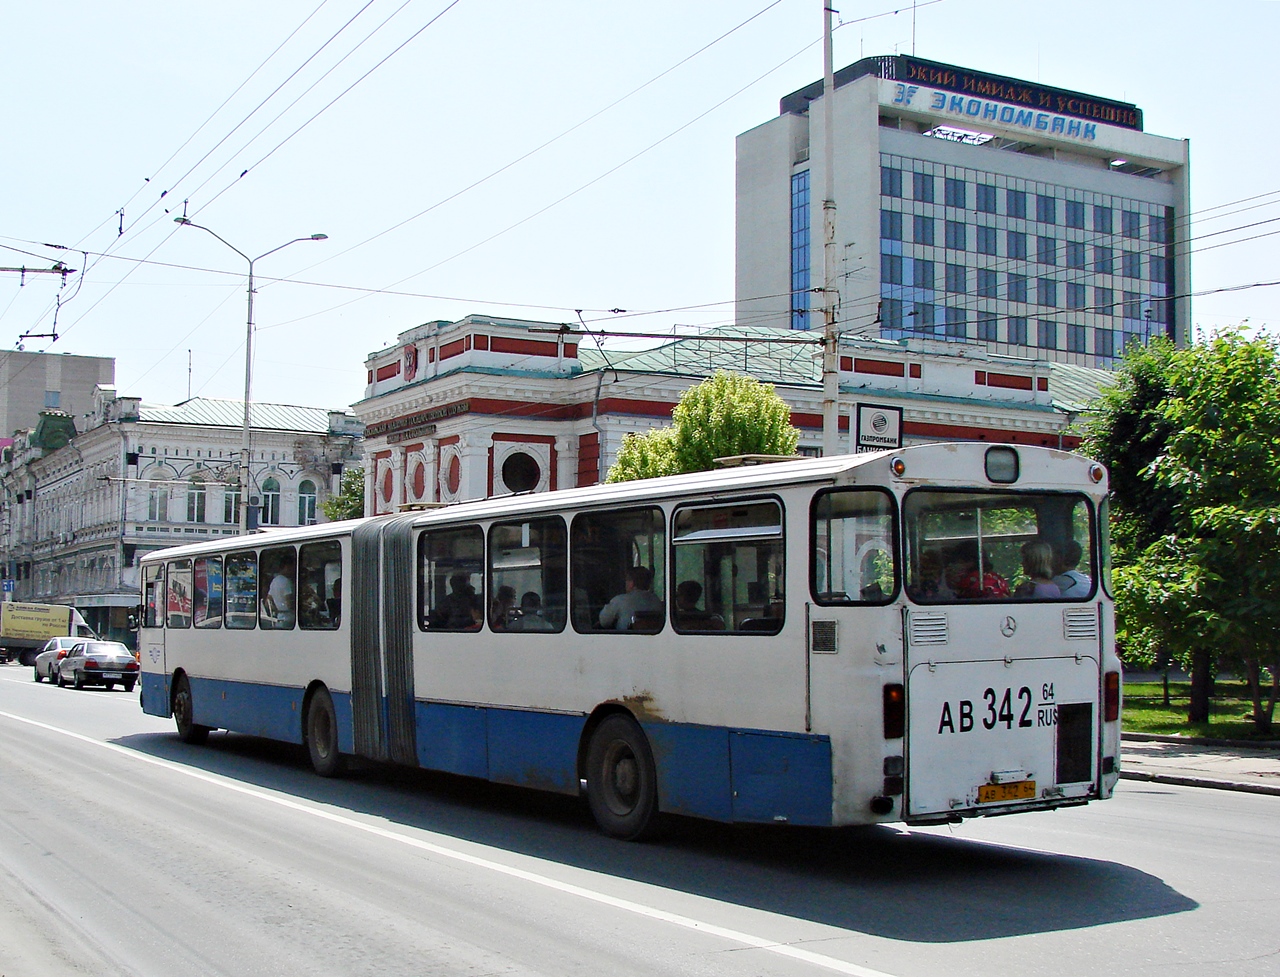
0,602,97,666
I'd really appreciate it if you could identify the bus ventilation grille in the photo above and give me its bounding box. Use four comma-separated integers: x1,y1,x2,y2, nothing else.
1062,608,1098,641
909,613,949,646
810,620,838,654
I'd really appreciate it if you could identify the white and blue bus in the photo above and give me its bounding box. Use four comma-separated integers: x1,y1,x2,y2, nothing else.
138,443,1121,838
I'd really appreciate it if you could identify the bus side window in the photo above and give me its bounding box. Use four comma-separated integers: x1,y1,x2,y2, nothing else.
299,541,342,631
259,546,298,630
167,559,193,629
570,507,665,634
193,556,224,628
487,517,566,633
419,526,484,631
143,564,164,628
810,489,897,605
672,500,784,634
225,552,258,630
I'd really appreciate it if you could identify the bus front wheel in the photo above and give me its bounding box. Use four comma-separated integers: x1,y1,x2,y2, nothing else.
305,686,345,778
173,674,210,745
585,715,658,840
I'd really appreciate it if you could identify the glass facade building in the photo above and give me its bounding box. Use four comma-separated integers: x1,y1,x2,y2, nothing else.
877,154,1173,365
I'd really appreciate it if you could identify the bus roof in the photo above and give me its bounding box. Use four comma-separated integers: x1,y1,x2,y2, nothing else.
139,443,1101,563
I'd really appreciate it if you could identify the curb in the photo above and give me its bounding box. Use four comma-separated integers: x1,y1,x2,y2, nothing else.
1120,770,1280,798
1122,732,1280,751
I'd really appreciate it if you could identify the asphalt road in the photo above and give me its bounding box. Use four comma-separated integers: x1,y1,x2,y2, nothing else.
1,663,1277,977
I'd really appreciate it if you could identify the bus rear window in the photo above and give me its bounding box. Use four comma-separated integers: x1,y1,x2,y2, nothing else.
904,490,1095,603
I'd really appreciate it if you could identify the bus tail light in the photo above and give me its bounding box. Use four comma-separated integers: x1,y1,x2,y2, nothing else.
883,684,905,739
1104,671,1120,722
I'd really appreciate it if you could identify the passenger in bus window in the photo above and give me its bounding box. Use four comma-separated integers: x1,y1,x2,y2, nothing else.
327,577,342,622
1053,540,1091,598
509,591,555,631
490,585,517,630
434,572,481,630
1016,541,1061,598
673,580,724,631
263,562,295,628
944,545,1010,599
598,565,663,630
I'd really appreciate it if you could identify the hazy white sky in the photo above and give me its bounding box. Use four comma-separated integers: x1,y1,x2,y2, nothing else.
2,0,1276,413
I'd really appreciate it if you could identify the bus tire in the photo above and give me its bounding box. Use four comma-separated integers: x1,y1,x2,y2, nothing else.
585,714,658,841
173,674,210,745
305,686,345,778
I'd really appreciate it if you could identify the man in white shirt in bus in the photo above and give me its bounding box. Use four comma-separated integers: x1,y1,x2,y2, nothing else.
598,565,663,630
1053,539,1092,598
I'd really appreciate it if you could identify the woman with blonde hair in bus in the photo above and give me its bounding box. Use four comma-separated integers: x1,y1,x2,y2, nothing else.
1016,541,1061,598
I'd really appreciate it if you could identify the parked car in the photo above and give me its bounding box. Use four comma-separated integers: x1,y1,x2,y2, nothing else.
32,636,83,683
57,641,140,692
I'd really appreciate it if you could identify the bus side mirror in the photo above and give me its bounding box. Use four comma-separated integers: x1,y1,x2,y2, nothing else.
128,606,141,631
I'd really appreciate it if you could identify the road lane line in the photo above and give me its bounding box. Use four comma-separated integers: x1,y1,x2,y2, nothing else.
0,709,898,977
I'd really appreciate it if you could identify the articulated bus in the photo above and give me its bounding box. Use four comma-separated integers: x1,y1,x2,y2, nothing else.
138,443,1120,839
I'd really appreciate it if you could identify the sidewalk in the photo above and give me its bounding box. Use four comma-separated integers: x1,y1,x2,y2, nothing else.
1120,733,1280,797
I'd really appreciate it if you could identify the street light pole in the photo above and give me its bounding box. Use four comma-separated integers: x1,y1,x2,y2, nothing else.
174,218,328,533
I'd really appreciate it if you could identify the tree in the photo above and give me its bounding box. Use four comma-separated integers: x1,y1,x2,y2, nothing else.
321,466,365,522
606,372,800,483
1085,331,1280,731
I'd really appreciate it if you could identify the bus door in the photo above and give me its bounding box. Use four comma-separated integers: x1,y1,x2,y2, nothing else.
350,515,419,766
807,488,902,791
901,490,1102,820
139,563,167,713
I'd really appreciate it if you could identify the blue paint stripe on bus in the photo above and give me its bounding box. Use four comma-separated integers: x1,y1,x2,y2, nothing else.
189,676,304,744
148,674,832,825
140,671,170,718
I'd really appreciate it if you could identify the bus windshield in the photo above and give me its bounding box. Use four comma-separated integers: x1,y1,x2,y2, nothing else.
904,489,1095,602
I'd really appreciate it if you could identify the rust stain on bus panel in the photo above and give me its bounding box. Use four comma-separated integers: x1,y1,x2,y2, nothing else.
620,690,667,722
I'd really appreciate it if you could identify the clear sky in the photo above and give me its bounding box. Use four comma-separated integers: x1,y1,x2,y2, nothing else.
2,0,1276,414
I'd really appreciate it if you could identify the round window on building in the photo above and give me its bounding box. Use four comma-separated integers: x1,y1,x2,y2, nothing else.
381,467,394,503
410,463,426,499
446,456,461,495
501,451,540,493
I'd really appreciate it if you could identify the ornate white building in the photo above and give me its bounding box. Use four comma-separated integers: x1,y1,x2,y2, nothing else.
0,387,362,645
353,313,1107,515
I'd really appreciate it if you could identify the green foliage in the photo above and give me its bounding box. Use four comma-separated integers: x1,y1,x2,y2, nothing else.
1090,330,1280,730
606,372,800,482
320,466,365,522
606,428,679,483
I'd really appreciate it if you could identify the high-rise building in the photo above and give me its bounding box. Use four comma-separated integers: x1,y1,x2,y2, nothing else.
736,55,1190,367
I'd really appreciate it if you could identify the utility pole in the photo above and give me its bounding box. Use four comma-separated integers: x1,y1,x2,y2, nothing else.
820,2,841,456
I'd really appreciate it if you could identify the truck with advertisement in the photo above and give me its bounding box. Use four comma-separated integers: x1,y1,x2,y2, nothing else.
0,602,97,666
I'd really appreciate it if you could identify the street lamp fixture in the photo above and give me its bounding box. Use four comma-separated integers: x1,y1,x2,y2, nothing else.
174,217,328,533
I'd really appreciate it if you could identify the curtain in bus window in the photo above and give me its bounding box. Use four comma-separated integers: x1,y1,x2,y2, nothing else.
192,556,224,628
143,565,164,628
570,507,665,633
488,517,567,633
225,553,258,629
166,559,193,629
811,490,897,604
299,541,342,630
259,546,297,629
419,526,484,631
672,500,785,634
903,490,1095,603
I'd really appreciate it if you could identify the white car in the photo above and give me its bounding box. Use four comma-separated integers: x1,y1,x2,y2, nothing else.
56,640,139,692
32,636,83,683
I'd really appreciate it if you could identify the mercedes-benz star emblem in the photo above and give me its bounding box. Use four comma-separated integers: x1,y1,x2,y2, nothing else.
1000,616,1017,637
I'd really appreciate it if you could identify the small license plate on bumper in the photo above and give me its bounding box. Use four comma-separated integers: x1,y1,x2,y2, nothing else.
977,781,1036,804
102,672,123,679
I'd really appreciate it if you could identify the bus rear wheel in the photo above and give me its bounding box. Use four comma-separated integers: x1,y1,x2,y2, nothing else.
585,715,658,840
173,674,210,745
305,686,345,777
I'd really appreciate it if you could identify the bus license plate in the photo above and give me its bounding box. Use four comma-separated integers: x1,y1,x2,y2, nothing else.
977,781,1036,804
103,672,123,679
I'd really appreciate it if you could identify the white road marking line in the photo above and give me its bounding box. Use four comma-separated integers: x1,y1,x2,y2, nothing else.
0,709,898,977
